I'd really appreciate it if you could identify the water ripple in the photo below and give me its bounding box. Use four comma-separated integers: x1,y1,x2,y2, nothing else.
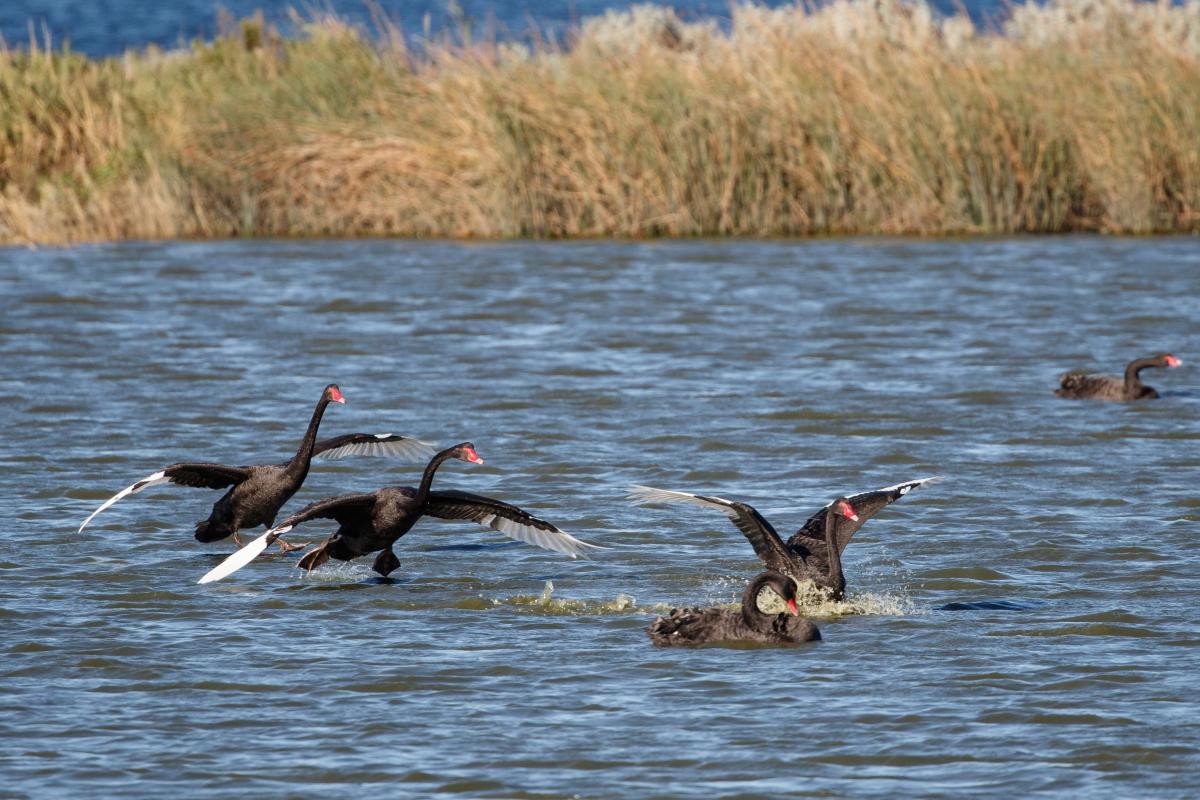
3,237,1199,799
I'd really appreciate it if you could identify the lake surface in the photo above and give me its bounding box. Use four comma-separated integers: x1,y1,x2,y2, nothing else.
3,0,1005,57
2,238,1198,798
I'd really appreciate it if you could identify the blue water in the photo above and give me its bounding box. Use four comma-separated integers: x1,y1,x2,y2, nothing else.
3,237,1199,798
2,0,1006,57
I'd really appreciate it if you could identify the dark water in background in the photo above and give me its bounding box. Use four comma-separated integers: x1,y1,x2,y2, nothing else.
2,237,1199,798
2,0,1006,56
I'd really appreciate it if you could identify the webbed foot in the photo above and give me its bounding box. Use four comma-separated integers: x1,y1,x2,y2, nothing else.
372,549,401,577
297,545,331,573
276,538,309,555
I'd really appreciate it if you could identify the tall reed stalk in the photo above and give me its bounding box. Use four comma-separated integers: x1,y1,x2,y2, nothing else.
1,0,1198,244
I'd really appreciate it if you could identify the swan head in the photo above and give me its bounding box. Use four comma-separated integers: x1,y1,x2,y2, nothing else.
324,384,346,404
833,497,859,522
452,442,484,466
754,571,800,616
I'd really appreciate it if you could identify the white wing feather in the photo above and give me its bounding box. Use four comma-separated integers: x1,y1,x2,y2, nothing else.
627,484,742,521
314,435,436,462
78,470,169,533
197,527,287,584
473,512,604,559
823,476,943,507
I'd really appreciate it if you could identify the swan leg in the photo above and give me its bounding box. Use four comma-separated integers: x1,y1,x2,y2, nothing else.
371,548,401,577
232,532,244,548
275,537,309,555
297,540,333,573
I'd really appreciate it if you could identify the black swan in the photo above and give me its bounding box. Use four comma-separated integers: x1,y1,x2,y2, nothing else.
78,384,434,552
1055,353,1181,401
647,571,820,646
198,442,602,583
629,477,938,600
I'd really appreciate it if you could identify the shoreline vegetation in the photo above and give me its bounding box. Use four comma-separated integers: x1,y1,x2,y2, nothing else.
1,0,1198,245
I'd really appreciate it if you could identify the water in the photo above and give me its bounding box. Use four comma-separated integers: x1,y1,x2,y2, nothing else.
2,0,1006,57
2,237,1198,798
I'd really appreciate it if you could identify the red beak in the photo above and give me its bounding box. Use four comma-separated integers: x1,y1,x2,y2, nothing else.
330,388,346,404
1165,355,1182,368
786,598,799,616
464,447,484,465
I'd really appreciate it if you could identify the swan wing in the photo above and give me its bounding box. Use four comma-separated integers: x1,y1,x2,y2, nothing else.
627,485,795,573
789,476,942,553
78,462,252,532
312,433,436,462
273,493,380,532
425,489,604,558
197,529,276,584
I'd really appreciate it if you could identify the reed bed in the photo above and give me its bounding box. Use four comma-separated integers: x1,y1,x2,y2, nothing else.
1,0,1198,244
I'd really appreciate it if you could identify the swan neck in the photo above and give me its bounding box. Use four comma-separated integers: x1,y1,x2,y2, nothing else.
741,575,778,631
288,394,330,475
824,505,845,597
1124,357,1159,390
415,446,457,503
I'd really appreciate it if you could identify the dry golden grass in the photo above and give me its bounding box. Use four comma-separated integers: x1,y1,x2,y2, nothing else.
1,0,1198,244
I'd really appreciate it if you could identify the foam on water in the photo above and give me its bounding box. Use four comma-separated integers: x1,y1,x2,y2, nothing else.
743,577,918,618
295,562,377,583
683,573,917,619
795,579,918,618
495,579,658,616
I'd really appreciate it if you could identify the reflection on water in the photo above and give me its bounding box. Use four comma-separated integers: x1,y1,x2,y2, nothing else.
2,237,1198,798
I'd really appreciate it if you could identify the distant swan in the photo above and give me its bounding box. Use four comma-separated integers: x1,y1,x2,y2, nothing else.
1055,353,1181,401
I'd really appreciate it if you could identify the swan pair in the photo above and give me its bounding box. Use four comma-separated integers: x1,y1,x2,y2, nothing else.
630,480,939,645
78,385,600,585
